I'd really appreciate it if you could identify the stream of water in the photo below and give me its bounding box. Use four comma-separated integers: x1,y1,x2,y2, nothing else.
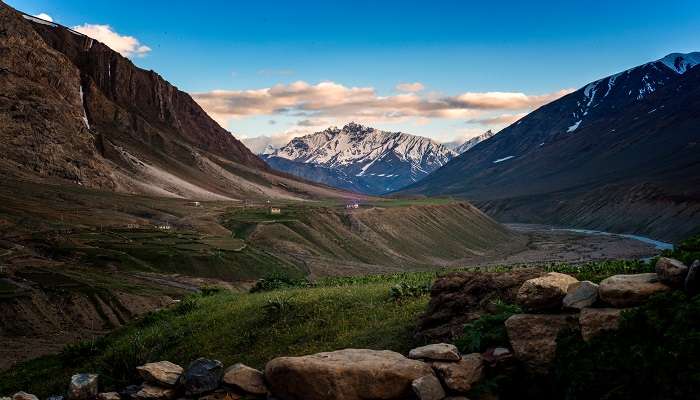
553,228,674,251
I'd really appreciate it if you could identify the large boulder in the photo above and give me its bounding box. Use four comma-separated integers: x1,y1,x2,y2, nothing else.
68,374,99,400
579,308,624,341
562,281,599,309
516,272,578,311
96,393,120,400
180,358,224,396
656,257,688,288
599,273,671,307
411,375,445,400
132,384,177,400
264,349,434,400
432,353,484,393
222,363,268,395
685,260,700,296
417,269,545,340
505,314,579,373
136,361,183,387
409,343,461,361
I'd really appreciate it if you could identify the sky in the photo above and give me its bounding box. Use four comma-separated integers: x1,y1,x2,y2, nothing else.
9,0,700,152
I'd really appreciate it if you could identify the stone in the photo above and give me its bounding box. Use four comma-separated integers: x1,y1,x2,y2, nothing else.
136,361,183,387
443,397,470,400
685,260,700,296
656,257,689,288
563,281,599,309
481,347,513,366
579,308,624,341
97,393,120,400
180,358,224,396
47,396,65,400
12,393,38,400
409,343,461,361
197,391,242,400
222,363,268,395
133,384,177,400
505,314,579,373
411,375,446,400
432,353,484,393
69,374,99,400
516,272,578,311
119,385,141,400
417,269,546,341
265,348,435,400
599,273,671,307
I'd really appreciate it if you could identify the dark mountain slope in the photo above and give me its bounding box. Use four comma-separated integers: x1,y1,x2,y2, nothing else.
399,54,700,241
0,4,348,201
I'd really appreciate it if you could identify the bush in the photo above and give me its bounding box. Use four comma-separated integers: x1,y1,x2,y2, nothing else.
663,234,700,266
249,272,311,293
553,291,700,400
454,300,521,353
174,296,199,315
388,282,431,301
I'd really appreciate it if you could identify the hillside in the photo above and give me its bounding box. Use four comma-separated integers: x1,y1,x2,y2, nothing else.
398,53,700,242
262,123,456,194
0,5,347,201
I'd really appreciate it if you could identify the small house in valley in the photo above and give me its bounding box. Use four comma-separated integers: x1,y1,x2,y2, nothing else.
270,207,282,215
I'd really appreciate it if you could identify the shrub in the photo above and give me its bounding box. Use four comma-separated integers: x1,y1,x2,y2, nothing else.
249,272,311,293
454,300,522,353
174,296,199,315
663,234,700,266
388,282,431,301
552,291,700,399
200,285,224,297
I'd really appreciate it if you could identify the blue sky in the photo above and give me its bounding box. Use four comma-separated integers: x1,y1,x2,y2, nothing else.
10,0,700,150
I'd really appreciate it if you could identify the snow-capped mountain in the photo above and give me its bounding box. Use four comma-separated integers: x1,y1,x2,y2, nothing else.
448,130,497,154
261,123,456,194
399,52,700,241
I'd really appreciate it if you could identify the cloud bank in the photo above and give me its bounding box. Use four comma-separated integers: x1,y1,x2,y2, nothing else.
193,81,571,126
72,24,151,58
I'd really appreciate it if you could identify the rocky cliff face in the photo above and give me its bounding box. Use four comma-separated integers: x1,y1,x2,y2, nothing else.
1,4,345,201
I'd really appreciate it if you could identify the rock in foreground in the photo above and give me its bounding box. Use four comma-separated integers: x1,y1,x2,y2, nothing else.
599,273,671,307
505,314,578,372
517,272,578,311
411,375,445,400
136,361,183,387
222,363,268,395
432,353,484,392
180,358,224,396
579,308,624,341
265,349,434,400
68,374,98,400
656,257,688,288
563,281,599,309
408,343,461,361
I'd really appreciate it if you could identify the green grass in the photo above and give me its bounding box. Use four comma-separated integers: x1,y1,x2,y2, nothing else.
0,282,429,397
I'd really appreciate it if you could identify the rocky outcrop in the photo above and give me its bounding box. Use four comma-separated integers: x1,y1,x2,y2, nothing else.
599,273,671,307
563,281,599,310
408,343,461,361
505,314,579,372
516,272,578,311
579,308,624,341
264,349,434,400
417,269,544,340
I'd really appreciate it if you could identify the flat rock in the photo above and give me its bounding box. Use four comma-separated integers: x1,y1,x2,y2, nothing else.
432,353,484,393
517,272,578,310
412,375,446,400
181,358,224,396
685,260,700,296
12,393,38,400
563,281,599,309
133,384,177,400
97,393,120,400
69,374,99,400
656,257,688,288
265,348,434,400
136,361,183,387
505,314,579,373
409,343,461,361
579,308,624,341
599,273,671,307
222,363,268,395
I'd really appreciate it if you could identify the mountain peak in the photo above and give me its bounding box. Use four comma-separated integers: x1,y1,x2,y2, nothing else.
657,52,700,74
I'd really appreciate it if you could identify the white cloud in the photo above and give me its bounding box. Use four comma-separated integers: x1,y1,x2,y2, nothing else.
466,112,528,126
241,132,298,154
34,13,53,22
396,82,425,92
193,80,572,128
72,24,151,58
